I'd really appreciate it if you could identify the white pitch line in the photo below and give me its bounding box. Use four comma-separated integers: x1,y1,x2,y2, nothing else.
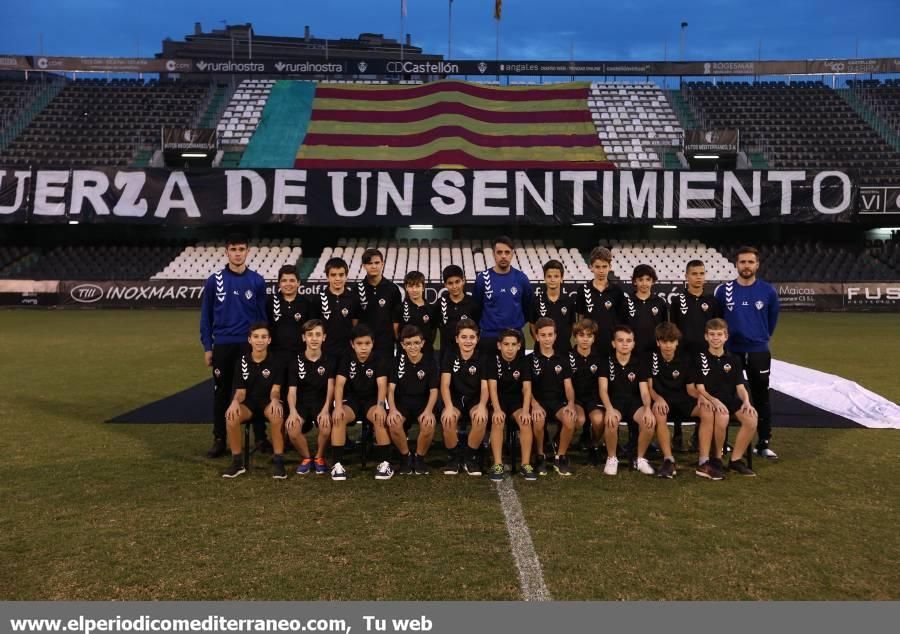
494,478,552,601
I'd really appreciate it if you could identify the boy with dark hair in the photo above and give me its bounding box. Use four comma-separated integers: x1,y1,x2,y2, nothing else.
647,322,702,479
623,264,668,354
530,259,576,355
487,328,535,481
440,319,490,476
358,248,402,358
285,320,335,476
691,318,759,479
267,264,310,357
598,325,654,476
474,236,532,358
222,323,286,479
569,318,606,466
310,257,360,361
393,270,437,355
332,324,390,481
436,265,481,360
576,246,626,354
387,325,440,475
531,317,579,476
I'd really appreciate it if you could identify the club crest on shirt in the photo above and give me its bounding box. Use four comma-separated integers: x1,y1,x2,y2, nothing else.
672,370,681,379
561,306,568,315
293,312,302,321
723,363,732,373
364,368,374,378
701,302,709,312
604,300,613,310
341,307,349,317
468,365,477,375
422,314,430,323
213,368,221,378
417,369,425,380
627,372,636,382
378,298,386,307
244,290,253,300
510,286,518,296
755,300,764,310
590,364,598,374
262,369,271,379
513,370,521,380
554,364,562,374
460,314,469,321
317,366,326,376
651,306,659,315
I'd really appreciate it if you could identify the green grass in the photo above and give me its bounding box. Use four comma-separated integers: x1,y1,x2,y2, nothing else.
1,311,898,600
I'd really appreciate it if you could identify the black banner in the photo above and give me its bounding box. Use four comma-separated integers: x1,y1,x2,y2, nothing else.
858,185,900,215
162,128,217,152
684,129,740,154
0,167,858,226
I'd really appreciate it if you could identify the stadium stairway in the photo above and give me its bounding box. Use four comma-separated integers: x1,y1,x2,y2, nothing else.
839,89,900,153
239,80,316,167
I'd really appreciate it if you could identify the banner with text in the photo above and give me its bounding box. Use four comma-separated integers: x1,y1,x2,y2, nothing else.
684,130,740,154
0,167,858,225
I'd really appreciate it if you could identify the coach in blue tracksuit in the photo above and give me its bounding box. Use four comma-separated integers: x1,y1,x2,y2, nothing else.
715,246,780,460
200,234,269,459
474,235,532,359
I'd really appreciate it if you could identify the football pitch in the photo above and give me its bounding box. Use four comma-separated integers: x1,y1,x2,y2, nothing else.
1,310,898,601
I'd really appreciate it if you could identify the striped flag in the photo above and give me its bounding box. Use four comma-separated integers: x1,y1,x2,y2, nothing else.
294,80,613,169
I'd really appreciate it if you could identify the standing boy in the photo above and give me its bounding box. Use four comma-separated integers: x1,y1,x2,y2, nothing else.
357,248,402,359
285,320,335,476
623,264,668,354
393,270,437,355
310,257,360,362
576,246,626,355
436,265,481,361
530,259,576,355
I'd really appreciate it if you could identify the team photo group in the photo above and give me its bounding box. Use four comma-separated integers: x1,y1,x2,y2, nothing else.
200,234,780,483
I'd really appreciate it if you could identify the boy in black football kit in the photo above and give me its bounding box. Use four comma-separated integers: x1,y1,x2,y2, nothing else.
569,319,607,466
529,260,576,355
358,248,403,359
285,320,335,476
222,323,287,479
531,317,579,476
310,257,360,362
332,325,390,481
440,319,490,476
387,326,440,476
691,318,759,479
576,246,626,355
436,265,481,362
647,322,703,479
487,329,535,481
393,271,437,355
268,264,311,404
623,264,668,354
599,325,655,476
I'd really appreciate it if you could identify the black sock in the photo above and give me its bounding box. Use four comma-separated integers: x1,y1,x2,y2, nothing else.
332,445,345,464
231,454,243,466
273,454,284,463
447,444,458,460
376,444,390,463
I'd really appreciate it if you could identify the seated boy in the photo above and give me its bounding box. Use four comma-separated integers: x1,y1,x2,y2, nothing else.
332,324,390,481
439,319,489,476
691,318,759,479
387,325,440,476
222,323,286,479
568,319,606,466
598,325,655,476
530,317,579,476
487,329,535,481
285,319,334,476
647,322,702,479
392,271,437,356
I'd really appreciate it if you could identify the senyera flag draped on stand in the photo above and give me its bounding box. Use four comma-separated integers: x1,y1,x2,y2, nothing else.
294,80,615,169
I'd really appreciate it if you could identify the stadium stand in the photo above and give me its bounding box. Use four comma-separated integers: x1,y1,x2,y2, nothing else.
606,239,733,281
4,244,184,281
153,239,302,281
0,79,214,168
216,79,274,146
683,81,900,184
0,78,65,152
588,82,684,169
845,79,900,151
307,239,592,283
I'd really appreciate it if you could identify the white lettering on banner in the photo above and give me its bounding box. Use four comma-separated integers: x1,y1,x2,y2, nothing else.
153,171,200,218
431,171,466,215
767,170,805,215
32,171,69,216
662,170,674,218
113,171,148,217
619,170,657,218
472,171,509,216
330,171,371,217
679,172,717,219
514,171,553,216
273,169,307,215
812,171,852,214
559,171,597,216
224,170,266,216
722,171,761,218
602,170,615,217
0,170,31,215
376,172,414,216
69,170,111,216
